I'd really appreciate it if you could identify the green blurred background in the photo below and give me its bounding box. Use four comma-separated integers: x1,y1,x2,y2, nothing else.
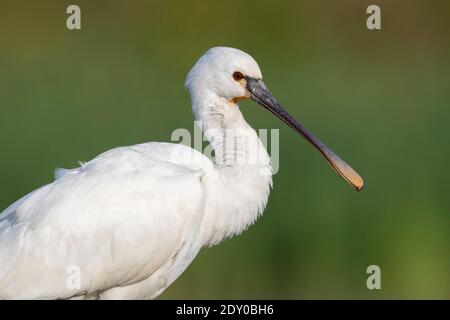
0,0,449,299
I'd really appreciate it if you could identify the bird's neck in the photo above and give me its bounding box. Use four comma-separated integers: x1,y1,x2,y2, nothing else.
192,94,273,246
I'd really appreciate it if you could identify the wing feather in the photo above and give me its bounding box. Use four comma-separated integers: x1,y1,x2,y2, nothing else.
0,142,213,299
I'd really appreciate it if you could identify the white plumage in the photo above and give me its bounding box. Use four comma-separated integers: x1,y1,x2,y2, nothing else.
0,48,272,299
0,46,363,299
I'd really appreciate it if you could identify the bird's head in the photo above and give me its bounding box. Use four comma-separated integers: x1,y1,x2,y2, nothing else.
186,47,364,191
185,47,262,104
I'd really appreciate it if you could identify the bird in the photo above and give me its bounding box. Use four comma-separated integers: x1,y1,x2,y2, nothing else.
0,47,364,299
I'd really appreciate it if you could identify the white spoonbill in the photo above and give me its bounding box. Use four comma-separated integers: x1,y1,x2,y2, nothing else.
0,47,363,299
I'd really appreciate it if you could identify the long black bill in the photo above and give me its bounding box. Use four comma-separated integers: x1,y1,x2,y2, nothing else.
246,77,364,191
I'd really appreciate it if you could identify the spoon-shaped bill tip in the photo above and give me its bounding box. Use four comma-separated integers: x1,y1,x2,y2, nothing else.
325,150,365,191
246,77,364,192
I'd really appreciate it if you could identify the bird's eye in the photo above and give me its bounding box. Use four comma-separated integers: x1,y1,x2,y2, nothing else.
233,72,244,81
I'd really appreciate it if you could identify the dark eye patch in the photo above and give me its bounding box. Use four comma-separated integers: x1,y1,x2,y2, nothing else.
233,72,244,81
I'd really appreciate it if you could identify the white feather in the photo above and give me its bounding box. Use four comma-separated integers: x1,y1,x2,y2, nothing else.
0,47,272,299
